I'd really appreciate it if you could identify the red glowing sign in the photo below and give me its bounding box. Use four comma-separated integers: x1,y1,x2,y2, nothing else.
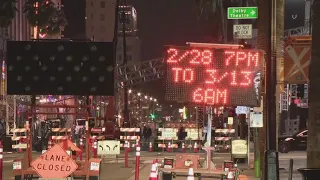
165,47,263,106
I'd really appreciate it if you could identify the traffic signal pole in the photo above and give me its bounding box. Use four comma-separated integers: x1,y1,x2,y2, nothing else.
264,0,279,179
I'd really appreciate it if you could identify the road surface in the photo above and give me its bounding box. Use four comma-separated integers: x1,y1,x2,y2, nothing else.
3,151,306,179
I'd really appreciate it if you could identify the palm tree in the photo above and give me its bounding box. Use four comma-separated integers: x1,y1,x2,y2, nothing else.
24,0,67,38
0,0,17,96
307,0,320,168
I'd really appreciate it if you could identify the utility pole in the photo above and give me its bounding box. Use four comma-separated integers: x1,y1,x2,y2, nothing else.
120,0,129,127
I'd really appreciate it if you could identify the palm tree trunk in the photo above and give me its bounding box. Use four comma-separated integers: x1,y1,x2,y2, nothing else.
307,0,320,168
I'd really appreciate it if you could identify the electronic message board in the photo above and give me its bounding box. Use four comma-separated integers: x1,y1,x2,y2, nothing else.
165,46,263,106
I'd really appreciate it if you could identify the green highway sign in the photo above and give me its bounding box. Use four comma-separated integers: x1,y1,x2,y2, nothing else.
227,7,258,19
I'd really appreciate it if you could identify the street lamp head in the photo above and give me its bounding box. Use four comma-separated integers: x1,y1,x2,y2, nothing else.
128,89,132,93
150,97,153,100
137,92,141,96
154,99,157,102
145,95,148,99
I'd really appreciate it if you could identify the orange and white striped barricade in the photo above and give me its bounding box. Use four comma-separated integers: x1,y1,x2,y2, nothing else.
120,128,140,150
158,128,178,152
214,129,235,152
50,128,72,145
185,128,203,152
11,128,28,152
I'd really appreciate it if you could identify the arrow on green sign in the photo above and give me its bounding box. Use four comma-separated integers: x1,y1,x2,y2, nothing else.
227,7,258,19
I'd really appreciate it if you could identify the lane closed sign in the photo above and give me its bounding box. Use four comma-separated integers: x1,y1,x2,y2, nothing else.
233,24,252,39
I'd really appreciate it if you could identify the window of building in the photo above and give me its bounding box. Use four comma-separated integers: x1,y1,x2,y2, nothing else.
118,54,122,61
100,1,105,8
100,14,105,21
126,45,132,52
127,54,132,61
100,26,106,32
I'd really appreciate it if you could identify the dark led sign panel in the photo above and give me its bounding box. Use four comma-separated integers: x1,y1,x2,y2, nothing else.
6,41,114,95
165,47,263,106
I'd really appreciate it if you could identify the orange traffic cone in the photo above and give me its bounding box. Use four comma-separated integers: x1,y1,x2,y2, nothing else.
181,142,185,153
187,168,195,180
149,161,158,180
149,142,153,152
226,171,234,179
193,142,198,153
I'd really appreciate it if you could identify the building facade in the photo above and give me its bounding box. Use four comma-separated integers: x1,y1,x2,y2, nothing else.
85,0,117,42
85,2,141,65
117,37,141,65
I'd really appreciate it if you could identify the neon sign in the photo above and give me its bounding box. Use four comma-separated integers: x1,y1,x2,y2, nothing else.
165,47,263,106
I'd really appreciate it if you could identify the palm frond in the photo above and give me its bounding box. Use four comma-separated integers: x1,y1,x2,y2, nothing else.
0,0,18,28
24,0,55,28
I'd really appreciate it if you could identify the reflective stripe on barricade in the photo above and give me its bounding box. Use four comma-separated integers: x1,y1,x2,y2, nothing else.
11,128,28,151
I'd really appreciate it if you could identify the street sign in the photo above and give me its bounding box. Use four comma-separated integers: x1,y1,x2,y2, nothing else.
227,7,258,19
31,144,78,178
97,140,120,155
233,24,252,39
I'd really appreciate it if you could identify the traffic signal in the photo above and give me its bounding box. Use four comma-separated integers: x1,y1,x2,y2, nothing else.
150,113,156,120
297,84,305,98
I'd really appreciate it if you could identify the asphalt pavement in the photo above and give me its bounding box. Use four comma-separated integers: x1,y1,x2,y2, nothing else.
3,151,306,180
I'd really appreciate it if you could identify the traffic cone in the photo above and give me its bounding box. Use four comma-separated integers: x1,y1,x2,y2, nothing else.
149,161,158,180
187,168,195,180
181,142,185,153
227,171,234,179
149,142,153,152
167,142,172,152
193,142,198,153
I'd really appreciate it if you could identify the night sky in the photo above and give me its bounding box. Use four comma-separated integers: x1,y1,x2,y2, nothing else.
62,0,205,102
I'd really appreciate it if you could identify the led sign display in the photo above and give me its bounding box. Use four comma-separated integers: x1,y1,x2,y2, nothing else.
165,46,263,106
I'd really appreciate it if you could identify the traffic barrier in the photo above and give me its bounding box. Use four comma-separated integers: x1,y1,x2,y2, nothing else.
149,142,153,152
135,139,141,180
149,160,158,180
120,128,140,150
11,128,28,152
187,168,195,180
93,141,98,158
79,138,84,160
50,128,72,144
48,138,53,149
0,141,3,180
214,129,235,152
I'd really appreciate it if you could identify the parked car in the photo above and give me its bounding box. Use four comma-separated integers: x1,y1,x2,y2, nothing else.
278,129,307,153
